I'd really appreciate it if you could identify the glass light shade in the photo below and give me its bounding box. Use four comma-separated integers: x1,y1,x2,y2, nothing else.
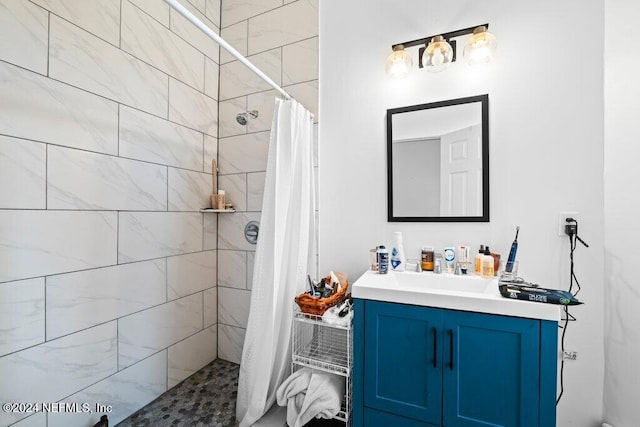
463,26,497,65
385,45,413,78
422,36,454,73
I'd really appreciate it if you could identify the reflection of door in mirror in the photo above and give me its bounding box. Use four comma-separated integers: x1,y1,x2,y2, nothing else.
393,137,440,216
440,124,482,216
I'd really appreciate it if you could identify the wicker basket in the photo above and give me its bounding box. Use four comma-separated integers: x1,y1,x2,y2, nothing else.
295,272,348,316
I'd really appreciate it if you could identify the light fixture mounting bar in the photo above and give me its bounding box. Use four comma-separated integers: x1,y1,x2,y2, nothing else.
391,23,489,50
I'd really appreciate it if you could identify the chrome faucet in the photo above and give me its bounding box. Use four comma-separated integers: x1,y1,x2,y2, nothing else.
434,253,443,274
454,263,462,275
406,258,422,272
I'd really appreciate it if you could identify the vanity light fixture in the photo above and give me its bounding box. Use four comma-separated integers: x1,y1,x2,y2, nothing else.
385,44,413,79
386,24,496,77
463,26,497,65
423,35,454,72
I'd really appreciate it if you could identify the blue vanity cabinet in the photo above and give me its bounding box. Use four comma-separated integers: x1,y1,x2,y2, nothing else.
353,299,558,427
441,310,541,426
363,301,444,425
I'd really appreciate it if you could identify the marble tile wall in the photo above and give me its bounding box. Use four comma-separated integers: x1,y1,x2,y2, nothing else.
47,146,169,211
0,0,220,425
0,278,45,356
0,0,48,75
118,293,203,368
48,350,167,427
217,0,319,364
0,322,118,426
167,326,218,388
45,260,167,340
49,14,169,117
0,136,47,209
0,61,119,155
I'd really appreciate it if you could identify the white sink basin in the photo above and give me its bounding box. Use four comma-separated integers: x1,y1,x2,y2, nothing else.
351,270,560,321
391,270,495,294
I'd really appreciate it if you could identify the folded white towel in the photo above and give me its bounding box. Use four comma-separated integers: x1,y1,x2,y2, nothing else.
276,368,344,427
298,370,344,424
277,368,312,427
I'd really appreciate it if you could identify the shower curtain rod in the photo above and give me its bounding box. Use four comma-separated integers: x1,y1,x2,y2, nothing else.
163,0,293,101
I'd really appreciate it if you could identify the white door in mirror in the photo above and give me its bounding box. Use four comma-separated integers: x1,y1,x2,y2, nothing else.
440,124,482,216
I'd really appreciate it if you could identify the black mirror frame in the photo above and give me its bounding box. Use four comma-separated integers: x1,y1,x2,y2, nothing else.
387,94,489,222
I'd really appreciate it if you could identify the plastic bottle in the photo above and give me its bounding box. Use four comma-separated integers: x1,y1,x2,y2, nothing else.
444,247,456,273
421,246,435,271
369,248,378,271
457,246,470,274
481,246,495,277
490,252,501,276
390,232,406,271
475,245,485,274
377,246,389,274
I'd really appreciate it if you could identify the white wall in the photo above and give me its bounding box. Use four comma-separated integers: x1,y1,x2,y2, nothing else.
603,0,640,425
319,0,604,425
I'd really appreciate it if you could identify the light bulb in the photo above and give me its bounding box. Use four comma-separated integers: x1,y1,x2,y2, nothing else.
422,36,453,73
463,26,497,65
432,49,445,67
385,45,413,78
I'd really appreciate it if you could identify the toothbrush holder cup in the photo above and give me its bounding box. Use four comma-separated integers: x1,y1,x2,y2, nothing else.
499,260,519,280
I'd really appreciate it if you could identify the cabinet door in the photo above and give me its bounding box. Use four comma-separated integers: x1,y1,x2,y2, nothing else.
364,301,443,424
442,311,540,427
364,407,434,427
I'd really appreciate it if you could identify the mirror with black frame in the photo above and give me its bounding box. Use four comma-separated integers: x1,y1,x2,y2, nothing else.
387,94,489,222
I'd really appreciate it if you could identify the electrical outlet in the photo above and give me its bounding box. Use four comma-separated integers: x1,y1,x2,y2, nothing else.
563,351,578,361
558,212,579,236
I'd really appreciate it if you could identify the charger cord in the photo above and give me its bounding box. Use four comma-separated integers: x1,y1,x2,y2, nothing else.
557,217,588,405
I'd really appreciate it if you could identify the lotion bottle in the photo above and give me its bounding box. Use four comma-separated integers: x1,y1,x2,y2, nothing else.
444,247,456,273
390,232,406,271
481,246,495,277
475,245,485,274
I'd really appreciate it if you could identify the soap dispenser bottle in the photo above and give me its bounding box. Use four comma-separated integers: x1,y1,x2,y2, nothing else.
475,245,485,274
481,246,495,277
390,232,406,271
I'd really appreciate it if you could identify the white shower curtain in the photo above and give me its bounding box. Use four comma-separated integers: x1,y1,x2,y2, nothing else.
236,99,317,427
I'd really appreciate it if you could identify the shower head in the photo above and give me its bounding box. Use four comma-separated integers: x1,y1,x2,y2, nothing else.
236,114,248,125
236,110,259,125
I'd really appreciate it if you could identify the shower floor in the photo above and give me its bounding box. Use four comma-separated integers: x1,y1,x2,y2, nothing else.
116,358,344,427
117,359,239,427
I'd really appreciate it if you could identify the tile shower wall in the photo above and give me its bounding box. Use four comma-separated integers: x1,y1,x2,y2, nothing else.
0,0,220,425
217,0,318,364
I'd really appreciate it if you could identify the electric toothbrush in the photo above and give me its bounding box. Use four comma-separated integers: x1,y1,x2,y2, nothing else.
506,226,520,273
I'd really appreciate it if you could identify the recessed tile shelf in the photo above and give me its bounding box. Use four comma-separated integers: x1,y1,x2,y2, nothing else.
200,208,236,213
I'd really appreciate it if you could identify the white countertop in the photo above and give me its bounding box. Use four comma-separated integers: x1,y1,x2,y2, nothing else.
352,270,561,322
